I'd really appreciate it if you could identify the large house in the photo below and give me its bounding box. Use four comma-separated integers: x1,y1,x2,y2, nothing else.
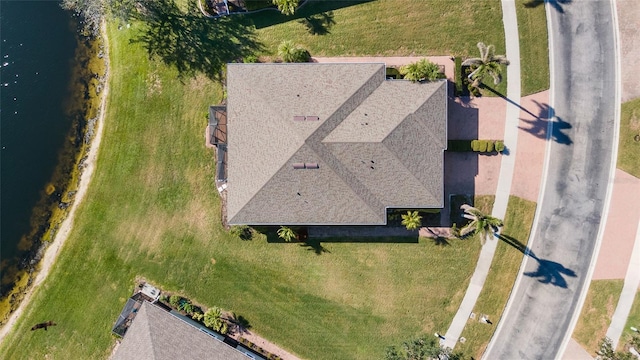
220,63,447,226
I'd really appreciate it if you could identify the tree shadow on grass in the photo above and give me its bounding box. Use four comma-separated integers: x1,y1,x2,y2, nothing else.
226,312,252,336
298,11,336,35
244,0,374,29
498,233,577,288
131,0,262,80
299,239,331,255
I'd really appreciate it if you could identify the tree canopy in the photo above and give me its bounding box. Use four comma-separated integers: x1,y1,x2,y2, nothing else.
462,42,509,88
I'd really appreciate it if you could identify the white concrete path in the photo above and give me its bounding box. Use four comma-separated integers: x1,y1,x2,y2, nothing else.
442,0,522,350
605,219,640,348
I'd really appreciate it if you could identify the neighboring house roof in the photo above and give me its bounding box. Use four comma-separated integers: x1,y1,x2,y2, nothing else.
111,302,248,360
226,63,447,225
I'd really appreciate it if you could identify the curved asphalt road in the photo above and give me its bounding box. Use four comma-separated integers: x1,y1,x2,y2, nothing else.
484,1,617,359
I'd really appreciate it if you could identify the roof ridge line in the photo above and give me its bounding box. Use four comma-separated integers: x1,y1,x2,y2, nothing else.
305,66,387,216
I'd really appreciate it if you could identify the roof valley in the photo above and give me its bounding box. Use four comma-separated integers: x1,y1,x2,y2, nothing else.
306,67,387,216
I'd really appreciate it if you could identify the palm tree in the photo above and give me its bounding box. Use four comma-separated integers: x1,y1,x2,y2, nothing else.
277,226,297,242
462,42,510,88
401,211,422,231
204,307,228,334
272,0,299,16
399,59,443,82
277,40,310,63
459,204,503,245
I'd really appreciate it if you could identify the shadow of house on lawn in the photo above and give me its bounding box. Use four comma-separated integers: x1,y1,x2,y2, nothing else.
131,0,262,80
244,0,374,29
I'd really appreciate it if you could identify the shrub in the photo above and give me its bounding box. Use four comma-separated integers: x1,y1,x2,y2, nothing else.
399,59,444,82
278,40,311,63
169,295,181,309
243,55,258,63
159,295,168,303
495,140,505,152
486,140,495,152
229,225,253,240
471,140,480,151
477,140,488,152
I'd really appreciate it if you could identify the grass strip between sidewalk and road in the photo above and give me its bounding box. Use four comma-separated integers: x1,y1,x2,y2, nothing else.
573,279,625,355
456,196,537,359
515,0,550,96
618,98,640,178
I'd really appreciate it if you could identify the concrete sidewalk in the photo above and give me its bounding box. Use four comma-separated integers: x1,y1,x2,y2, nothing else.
442,0,522,350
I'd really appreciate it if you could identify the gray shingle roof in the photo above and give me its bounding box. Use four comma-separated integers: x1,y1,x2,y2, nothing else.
226,63,447,225
112,302,247,360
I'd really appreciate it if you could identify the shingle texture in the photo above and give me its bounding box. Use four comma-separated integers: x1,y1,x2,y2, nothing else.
112,302,247,360
226,63,447,225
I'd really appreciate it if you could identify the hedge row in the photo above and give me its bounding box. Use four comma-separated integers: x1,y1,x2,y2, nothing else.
471,139,505,153
447,140,505,153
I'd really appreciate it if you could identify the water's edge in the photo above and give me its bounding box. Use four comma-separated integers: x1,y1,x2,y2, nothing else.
0,19,109,325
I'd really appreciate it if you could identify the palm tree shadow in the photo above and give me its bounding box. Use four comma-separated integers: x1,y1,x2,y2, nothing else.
431,236,451,246
498,233,576,288
518,100,572,145
524,0,572,13
299,239,331,255
298,11,335,35
524,258,577,288
226,313,252,336
497,234,534,256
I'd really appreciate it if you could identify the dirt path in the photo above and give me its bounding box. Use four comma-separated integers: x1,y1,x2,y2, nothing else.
0,23,110,342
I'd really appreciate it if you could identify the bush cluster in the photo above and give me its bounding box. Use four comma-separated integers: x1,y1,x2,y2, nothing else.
470,140,504,153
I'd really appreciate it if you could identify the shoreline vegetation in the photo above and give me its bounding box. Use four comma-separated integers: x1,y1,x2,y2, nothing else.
0,19,109,326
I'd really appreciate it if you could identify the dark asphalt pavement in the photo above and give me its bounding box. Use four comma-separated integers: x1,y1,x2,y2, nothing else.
484,1,617,359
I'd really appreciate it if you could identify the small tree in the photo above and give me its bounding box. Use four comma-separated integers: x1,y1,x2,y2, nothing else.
204,307,228,334
277,226,297,242
399,59,444,82
459,204,503,245
272,0,299,16
462,42,510,88
401,211,422,231
596,337,634,360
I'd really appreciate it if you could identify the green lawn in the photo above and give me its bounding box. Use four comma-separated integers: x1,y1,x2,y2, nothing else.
515,0,550,96
573,279,625,355
0,21,483,360
619,290,640,350
618,98,640,178
249,0,506,58
456,196,537,358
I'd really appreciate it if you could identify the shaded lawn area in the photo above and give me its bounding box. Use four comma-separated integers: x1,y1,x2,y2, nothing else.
618,98,640,178
516,0,550,96
249,0,506,58
573,279,624,354
0,22,482,360
456,196,537,359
